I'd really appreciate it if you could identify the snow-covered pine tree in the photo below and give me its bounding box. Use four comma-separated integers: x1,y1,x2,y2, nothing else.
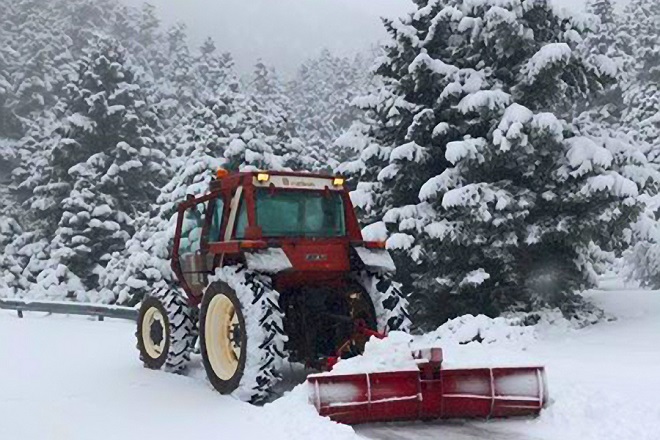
60,0,121,54
574,0,625,136
0,0,76,139
584,0,619,65
4,64,67,298
0,3,22,140
618,0,660,288
0,217,51,300
624,190,660,287
0,137,19,263
154,24,202,125
29,39,168,299
136,3,161,52
340,0,653,327
289,50,377,171
224,61,305,171
0,138,21,298
0,0,168,144
0,214,20,255
619,0,659,149
106,2,163,82
196,38,238,102
111,5,140,49
5,0,147,205
0,138,17,204
0,0,174,300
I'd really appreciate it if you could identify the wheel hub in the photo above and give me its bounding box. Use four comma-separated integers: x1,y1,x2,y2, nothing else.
150,319,164,346
141,307,167,359
229,320,242,351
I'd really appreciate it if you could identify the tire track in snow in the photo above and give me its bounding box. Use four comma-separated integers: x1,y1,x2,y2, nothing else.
356,420,543,440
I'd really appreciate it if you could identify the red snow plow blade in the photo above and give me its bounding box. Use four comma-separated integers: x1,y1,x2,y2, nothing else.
307,348,548,425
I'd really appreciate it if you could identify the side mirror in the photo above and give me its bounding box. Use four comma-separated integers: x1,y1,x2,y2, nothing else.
244,225,263,240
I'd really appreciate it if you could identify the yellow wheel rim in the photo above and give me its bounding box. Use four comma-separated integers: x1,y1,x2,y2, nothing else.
142,307,166,359
206,294,241,380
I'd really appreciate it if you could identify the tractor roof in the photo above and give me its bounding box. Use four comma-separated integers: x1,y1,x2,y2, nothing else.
210,169,346,192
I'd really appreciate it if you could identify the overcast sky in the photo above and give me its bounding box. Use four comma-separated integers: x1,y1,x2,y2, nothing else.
120,0,626,76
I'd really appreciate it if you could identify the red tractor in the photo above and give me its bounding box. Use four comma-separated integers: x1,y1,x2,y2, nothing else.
136,170,411,402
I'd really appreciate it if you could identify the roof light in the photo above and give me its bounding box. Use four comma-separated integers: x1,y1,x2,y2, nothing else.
257,173,270,182
333,177,345,187
216,168,229,179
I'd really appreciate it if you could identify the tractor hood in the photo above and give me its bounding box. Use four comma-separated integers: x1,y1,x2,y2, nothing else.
242,243,396,275
244,248,293,273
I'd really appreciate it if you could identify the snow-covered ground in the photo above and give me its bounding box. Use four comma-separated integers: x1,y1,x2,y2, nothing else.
360,279,660,440
1,278,659,440
0,312,355,440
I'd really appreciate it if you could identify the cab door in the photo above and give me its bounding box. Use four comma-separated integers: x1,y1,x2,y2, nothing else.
173,193,225,297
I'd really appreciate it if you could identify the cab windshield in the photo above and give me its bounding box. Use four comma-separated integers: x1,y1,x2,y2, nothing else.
255,188,345,238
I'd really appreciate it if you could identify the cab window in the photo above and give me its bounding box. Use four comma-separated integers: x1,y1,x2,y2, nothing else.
208,197,225,242
179,202,206,254
234,200,248,239
255,189,345,238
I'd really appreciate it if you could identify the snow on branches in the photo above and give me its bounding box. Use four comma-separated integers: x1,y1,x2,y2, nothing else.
336,0,654,327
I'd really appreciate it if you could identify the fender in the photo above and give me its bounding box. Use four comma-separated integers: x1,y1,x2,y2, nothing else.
353,246,396,273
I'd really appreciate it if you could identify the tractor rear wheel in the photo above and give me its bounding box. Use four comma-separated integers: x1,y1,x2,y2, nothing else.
200,267,285,403
136,288,198,373
200,287,246,393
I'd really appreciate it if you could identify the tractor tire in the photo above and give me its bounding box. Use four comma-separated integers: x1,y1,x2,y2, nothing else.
136,287,198,373
200,266,286,403
357,271,412,333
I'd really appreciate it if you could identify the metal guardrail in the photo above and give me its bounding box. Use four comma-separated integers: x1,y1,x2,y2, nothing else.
0,298,139,321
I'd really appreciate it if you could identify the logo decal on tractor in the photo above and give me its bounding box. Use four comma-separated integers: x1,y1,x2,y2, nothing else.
306,254,328,262
280,176,317,188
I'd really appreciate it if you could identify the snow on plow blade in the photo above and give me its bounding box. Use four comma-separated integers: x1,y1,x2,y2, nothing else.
307,348,548,425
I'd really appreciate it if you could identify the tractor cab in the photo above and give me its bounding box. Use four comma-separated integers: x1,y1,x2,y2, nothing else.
237,173,349,240
171,170,393,305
